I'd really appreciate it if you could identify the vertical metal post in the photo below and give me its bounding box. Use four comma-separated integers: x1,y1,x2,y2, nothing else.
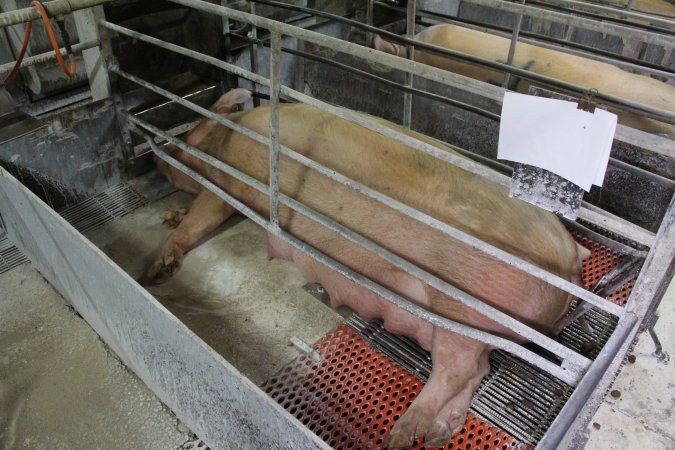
402,0,416,128
366,0,374,26
73,6,111,101
249,1,260,107
626,0,634,11
502,0,526,89
97,18,134,165
268,31,282,227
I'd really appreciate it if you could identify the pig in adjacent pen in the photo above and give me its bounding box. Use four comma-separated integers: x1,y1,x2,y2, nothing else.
142,88,590,448
375,24,675,136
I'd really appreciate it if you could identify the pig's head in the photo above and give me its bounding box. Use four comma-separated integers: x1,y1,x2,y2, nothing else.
374,34,406,57
154,88,252,193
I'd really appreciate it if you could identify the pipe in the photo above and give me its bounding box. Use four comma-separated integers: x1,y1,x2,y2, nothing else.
0,39,98,75
0,0,113,28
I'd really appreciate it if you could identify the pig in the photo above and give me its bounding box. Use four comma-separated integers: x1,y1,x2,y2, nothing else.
143,88,589,448
598,0,675,17
374,24,675,135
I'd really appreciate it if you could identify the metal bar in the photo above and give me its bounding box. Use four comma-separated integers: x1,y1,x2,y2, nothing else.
0,0,114,28
268,31,282,227
541,194,675,448
0,166,329,450
563,220,647,257
502,0,526,89
538,312,638,447
169,0,675,127
101,19,657,247
226,30,501,120
460,0,675,48
129,115,590,376
101,21,270,87
136,127,586,385
0,39,98,75
531,0,674,29
400,3,675,78
367,0,374,26
402,0,416,128
108,65,636,317
73,6,110,101
249,1,261,107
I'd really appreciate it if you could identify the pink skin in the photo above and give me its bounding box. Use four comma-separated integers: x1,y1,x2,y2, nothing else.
144,90,588,448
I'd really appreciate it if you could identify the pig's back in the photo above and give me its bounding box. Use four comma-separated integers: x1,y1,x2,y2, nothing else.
227,104,578,279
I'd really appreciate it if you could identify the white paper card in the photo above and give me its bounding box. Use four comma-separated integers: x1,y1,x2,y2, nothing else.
497,92,617,191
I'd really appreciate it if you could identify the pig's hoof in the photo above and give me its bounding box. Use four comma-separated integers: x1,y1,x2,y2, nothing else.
139,250,183,286
160,207,189,228
424,412,465,448
385,429,415,449
424,421,453,448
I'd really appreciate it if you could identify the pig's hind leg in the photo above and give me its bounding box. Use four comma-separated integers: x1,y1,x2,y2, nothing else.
386,330,487,449
160,205,191,228
140,189,235,285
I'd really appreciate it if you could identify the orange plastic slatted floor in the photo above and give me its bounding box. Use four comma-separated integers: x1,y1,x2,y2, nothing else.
263,232,635,449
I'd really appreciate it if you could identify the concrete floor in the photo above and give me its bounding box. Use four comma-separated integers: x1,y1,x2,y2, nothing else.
0,187,672,449
585,279,675,449
86,191,342,386
0,263,191,449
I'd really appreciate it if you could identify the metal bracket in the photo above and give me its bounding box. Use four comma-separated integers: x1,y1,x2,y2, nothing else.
577,88,598,113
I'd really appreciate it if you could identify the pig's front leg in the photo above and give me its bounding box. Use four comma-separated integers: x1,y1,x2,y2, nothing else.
160,205,191,228
386,330,487,449
140,189,235,285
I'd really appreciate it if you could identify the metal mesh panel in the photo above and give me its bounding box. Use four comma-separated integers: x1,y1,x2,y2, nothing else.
0,183,148,274
263,230,636,448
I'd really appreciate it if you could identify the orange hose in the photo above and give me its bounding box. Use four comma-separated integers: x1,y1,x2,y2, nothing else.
31,1,76,77
2,1,76,87
2,21,32,87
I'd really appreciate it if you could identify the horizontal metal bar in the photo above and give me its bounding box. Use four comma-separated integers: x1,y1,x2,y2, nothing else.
177,26,672,192
0,39,99,75
553,193,675,448
157,6,673,231
563,220,647,257
538,311,638,448
100,21,271,88
137,127,585,385
530,0,675,31
461,0,675,48
244,0,675,125
125,111,591,376
166,0,504,101
399,4,675,78
0,166,328,450
112,66,625,318
0,0,113,28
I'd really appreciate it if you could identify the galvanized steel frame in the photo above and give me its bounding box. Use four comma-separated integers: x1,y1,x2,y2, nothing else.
101,1,675,443
98,0,635,385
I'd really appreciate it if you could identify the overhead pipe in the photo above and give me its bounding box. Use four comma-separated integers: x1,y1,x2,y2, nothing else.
0,0,113,28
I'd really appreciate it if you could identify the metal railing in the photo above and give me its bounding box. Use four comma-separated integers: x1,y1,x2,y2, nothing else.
95,0,670,391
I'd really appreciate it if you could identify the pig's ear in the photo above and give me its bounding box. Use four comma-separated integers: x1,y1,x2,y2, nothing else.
374,34,404,57
211,88,252,115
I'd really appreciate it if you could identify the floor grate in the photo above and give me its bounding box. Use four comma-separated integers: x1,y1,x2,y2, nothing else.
263,230,636,449
0,183,148,274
